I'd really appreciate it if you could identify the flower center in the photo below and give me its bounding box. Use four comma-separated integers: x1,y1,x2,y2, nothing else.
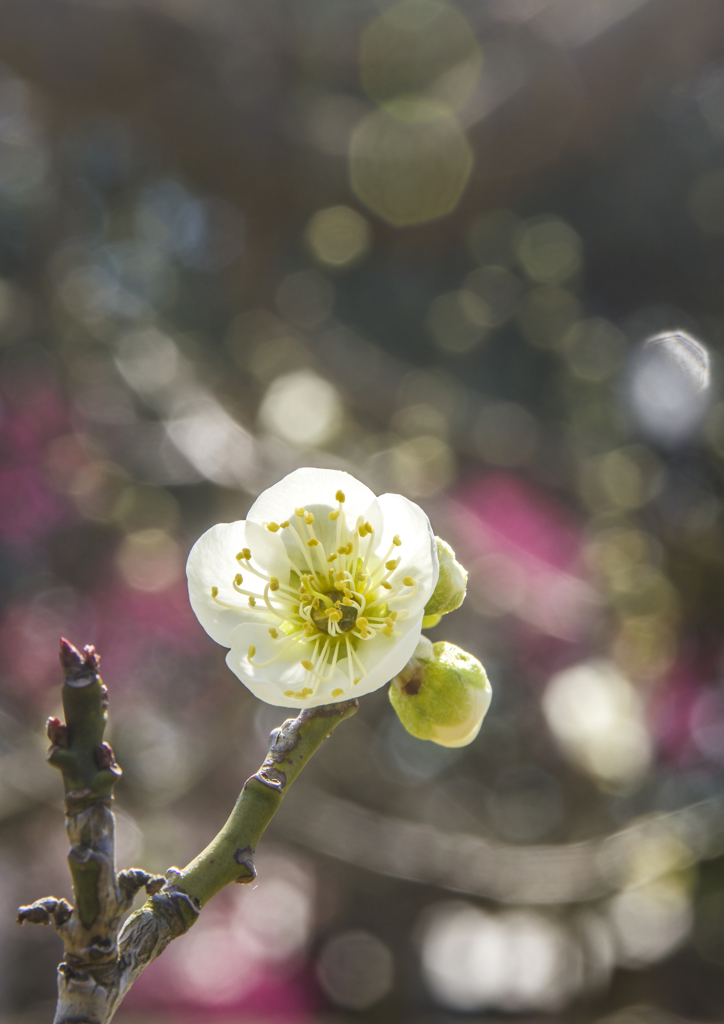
210,487,420,702
309,588,359,634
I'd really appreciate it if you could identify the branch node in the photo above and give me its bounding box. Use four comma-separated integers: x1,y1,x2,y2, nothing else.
17,897,73,928
118,868,166,903
233,846,257,883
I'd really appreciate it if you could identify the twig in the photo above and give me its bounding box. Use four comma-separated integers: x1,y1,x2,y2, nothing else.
17,638,357,1023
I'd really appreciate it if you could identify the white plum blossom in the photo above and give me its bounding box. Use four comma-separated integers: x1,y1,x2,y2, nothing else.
187,467,439,708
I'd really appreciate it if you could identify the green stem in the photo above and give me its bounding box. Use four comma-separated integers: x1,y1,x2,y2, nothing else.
178,700,358,907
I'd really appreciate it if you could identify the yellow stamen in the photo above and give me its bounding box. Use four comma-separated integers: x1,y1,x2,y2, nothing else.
331,688,344,697
336,490,345,502
301,659,314,671
248,645,256,658
280,521,289,528
235,573,243,585
237,548,251,561
308,538,319,547
266,522,280,532
385,559,400,571
354,677,361,684
269,577,280,591
393,535,401,546
304,512,315,524
269,628,279,639
211,586,218,598
329,509,340,521
248,597,256,607
382,626,394,637
295,507,306,517
403,576,415,586
381,581,392,590
327,553,337,562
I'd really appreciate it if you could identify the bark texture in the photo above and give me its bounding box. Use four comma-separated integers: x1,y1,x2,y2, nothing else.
17,638,357,1023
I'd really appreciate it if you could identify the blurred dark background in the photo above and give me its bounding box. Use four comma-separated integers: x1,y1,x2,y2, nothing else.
2,0,724,1019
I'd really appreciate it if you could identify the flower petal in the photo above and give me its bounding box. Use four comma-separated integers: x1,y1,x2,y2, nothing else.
247,468,376,526
226,622,313,698
350,612,425,700
365,493,438,617
186,520,290,646
225,610,424,709
430,682,492,747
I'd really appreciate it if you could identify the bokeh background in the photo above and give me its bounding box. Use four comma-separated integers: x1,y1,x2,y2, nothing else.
2,0,724,1019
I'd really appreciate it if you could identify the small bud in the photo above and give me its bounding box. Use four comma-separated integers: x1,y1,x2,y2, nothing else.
46,717,68,748
423,538,468,618
389,640,491,748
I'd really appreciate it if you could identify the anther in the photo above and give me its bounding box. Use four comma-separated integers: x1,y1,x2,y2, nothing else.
295,507,306,517
382,626,395,637
381,581,392,590
235,573,243,585
403,577,415,586
248,597,256,607
269,628,279,639
354,677,361,685
301,660,314,671
385,559,400,571
336,490,346,502
248,645,256,658
280,521,289,529
331,688,344,697
327,553,337,562
308,539,319,547
365,522,374,534
269,578,280,591
393,535,401,546
211,586,219,598
266,522,280,532
329,510,340,521
304,512,315,524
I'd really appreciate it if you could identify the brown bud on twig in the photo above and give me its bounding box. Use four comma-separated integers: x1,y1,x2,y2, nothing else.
46,717,69,748
59,638,101,688
95,742,120,773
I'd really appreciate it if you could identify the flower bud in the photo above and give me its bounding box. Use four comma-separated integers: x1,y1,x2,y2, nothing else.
389,639,491,748
423,538,468,622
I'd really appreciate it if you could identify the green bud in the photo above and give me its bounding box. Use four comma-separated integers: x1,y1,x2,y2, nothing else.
424,538,468,618
389,638,491,748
